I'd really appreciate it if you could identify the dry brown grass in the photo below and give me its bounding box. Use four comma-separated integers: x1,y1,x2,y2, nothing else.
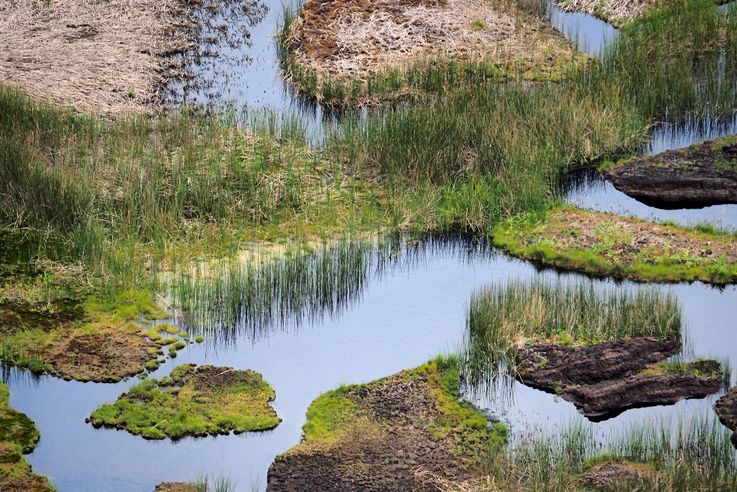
555,0,662,25
0,0,196,113
286,0,584,81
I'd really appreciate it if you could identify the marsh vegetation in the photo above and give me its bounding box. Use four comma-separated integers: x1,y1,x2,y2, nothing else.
0,0,736,489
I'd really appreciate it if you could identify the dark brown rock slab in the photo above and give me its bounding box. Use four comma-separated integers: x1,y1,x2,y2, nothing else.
516,337,722,421
603,136,737,208
716,387,737,448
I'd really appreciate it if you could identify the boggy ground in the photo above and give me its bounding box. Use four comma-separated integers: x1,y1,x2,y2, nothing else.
515,337,723,420
716,387,737,448
493,206,737,284
267,357,507,491
282,0,586,104
0,383,53,492
88,364,281,439
603,134,737,208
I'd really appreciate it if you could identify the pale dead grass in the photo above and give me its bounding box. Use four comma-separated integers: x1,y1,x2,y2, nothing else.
555,0,661,25
287,0,584,81
0,0,196,113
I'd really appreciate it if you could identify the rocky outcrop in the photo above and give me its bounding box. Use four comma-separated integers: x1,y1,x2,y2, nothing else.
515,337,722,421
604,136,737,207
715,387,737,448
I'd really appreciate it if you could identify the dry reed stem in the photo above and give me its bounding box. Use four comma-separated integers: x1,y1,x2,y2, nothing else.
0,0,197,114
555,0,661,25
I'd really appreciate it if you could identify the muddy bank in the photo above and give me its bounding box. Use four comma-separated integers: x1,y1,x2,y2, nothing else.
493,206,737,284
716,387,737,448
0,384,53,492
581,461,655,490
154,483,197,492
88,364,281,439
515,337,722,420
282,0,585,104
604,135,737,208
267,357,505,491
0,0,265,113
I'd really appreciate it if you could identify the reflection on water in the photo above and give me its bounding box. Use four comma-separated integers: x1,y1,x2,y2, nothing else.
5,240,737,491
546,0,619,58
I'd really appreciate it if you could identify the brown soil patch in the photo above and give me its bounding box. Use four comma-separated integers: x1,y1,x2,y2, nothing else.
267,362,495,491
605,135,737,207
716,387,737,448
516,337,722,420
286,0,583,82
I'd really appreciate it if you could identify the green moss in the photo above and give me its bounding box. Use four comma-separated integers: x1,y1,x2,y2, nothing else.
88,364,281,439
194,336,205,344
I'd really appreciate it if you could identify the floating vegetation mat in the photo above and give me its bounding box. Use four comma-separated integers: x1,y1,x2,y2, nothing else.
88,364,280,439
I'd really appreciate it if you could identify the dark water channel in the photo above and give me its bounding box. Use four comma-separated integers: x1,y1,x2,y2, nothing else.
5,2,737,491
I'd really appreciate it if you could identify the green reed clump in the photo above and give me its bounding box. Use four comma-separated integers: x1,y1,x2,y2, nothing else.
489,414,737,491
465,279,682,377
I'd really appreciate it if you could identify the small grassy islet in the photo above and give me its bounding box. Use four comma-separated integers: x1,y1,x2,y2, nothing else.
88,364,281,439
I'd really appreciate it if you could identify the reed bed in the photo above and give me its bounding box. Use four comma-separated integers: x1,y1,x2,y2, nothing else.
465,279,683,378
490,414,737,491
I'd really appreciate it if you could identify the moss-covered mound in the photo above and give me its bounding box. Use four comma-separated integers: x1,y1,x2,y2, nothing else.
603,134,737,207
267,356,506,491
1,288,179,383
493,207,737,284
281,0,586,106
88,364,281,439
0,383,54,492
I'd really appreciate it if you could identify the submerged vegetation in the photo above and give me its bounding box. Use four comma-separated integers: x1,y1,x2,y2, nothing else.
493,207,737,284
0,383,53,491
88,364,280,439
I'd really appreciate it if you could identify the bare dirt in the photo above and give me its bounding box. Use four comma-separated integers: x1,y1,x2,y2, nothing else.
716,387,737,448
286,0,583,82
515,337,722,420
604,136,737,208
